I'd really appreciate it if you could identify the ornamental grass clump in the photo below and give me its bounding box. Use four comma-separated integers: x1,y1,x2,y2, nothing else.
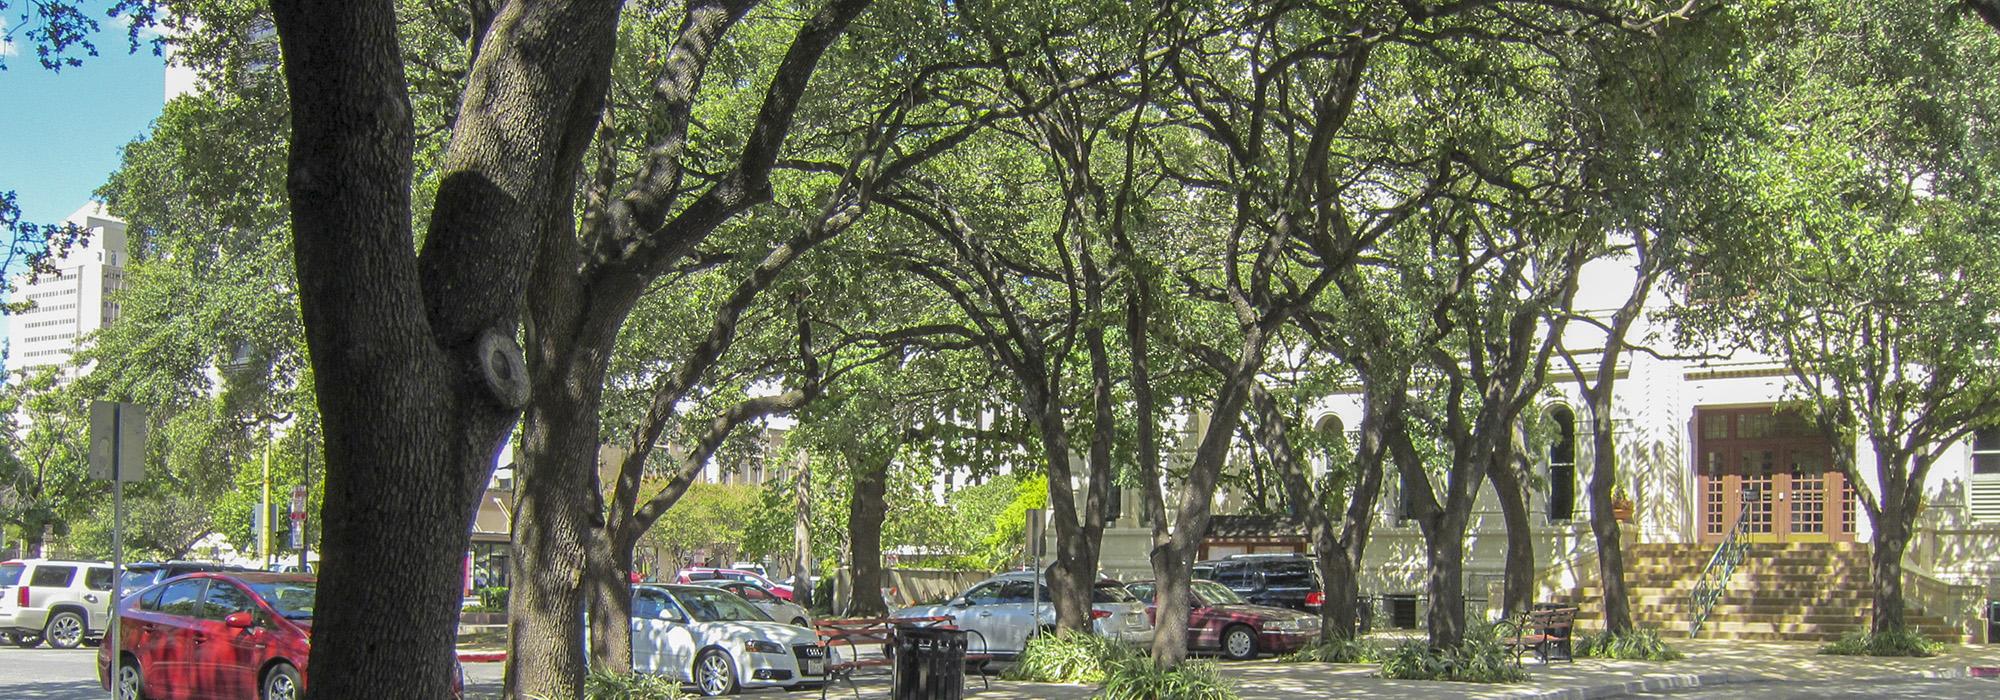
1278,637,1384,664
1096,657,1240,700
1003,630,1145,684
1573,628,1684,661
579,670,692,700
1377,625,1528,683
1819,629,1943,657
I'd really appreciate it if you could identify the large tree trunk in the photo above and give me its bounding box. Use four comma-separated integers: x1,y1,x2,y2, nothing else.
1489,440,1536,618
1422,512,1472,648
586,530,637,670
271,2,618,697
1023,378,1102,634
1870,520,1910,635
1584,391,1633,634
846,452,892,617
1152,362,1263,667
506,372,608,699
792,462,816,611
1868,451,1915,635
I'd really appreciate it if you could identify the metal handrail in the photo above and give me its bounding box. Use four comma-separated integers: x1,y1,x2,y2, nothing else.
1689,488,1760,637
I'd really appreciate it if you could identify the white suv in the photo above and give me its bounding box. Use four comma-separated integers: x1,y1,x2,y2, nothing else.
0,558,116,649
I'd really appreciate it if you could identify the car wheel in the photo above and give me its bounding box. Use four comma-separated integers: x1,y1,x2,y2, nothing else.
1221,625,1258,661
45,611,87,649
114,656,149,700
12,630,45,648
693,648,740,696
262,663,303,700
791,617,810,628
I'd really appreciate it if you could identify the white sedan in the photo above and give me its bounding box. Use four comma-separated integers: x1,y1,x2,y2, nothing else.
632,584,826,696
695,580,813,628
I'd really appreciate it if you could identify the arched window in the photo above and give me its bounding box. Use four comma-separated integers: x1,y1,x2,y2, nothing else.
1547,407,1577,522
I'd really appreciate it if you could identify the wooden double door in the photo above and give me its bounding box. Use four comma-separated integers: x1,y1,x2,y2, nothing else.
1696,407,1855,544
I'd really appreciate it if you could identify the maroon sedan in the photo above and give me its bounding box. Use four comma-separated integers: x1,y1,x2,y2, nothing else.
1128,578,1323,659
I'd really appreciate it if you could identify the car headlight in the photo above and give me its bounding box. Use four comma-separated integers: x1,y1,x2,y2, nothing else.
744,640,786,655
1260,620,1291,631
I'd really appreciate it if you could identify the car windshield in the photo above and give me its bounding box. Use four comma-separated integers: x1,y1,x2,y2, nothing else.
247,581,318,620
1091,583,1137,603
674,587,771,623
1192,580,1246,605
120,570,158,591
0,563,22,587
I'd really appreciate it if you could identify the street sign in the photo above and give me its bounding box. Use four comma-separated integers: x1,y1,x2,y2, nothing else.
289,522,303,549
1025,508,1046,558
290,485,307,520
87,401,147,482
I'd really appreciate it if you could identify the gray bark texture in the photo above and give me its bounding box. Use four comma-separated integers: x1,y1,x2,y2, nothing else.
268,1,620,698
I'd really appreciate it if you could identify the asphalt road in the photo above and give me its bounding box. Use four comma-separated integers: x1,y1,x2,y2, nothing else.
1614,677,2000,700
0,644,508,699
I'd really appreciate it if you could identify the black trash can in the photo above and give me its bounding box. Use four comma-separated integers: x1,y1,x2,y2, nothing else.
1354,595,1373,635
892,626,967,700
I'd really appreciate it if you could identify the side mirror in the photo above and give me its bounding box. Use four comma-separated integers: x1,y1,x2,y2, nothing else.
223,612,256,630
949,598,970,608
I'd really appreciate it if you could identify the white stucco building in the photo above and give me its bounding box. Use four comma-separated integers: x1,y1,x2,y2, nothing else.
4,204,129,380
1075,254,2000,643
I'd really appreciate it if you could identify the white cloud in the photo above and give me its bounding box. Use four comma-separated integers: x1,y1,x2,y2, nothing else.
1,18,18,58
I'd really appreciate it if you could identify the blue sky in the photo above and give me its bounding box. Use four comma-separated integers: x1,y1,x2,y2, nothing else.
1,9,166,227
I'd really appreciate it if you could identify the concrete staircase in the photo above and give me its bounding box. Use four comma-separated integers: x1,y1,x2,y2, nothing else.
1561,542,1961,643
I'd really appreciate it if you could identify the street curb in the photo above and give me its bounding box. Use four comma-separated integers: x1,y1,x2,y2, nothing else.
457,651,506,663
1499,672,1774,700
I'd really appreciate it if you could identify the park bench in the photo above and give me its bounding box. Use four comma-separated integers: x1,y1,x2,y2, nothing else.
816,618,898,700
1496,606,1577,665
815,616,992,699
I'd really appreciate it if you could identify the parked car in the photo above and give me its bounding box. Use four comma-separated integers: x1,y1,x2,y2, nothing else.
892,572,1153,658
1190,554,1324,612
675,567,795,601
0,558,116,649
120,561,249,596
1125,578,1322,659
630,584,825,696
98,571,464,700
727,562,767,576
692,580,811,628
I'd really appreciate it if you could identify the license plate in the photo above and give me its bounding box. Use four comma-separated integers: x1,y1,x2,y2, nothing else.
804,659,825,676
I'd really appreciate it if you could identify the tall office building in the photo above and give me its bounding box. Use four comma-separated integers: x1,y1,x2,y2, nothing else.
4,203,129,379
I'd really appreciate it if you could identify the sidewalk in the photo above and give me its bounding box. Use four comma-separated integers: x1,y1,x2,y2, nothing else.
455,638,2000,698
1209,639,2000,700
808,639,2000,700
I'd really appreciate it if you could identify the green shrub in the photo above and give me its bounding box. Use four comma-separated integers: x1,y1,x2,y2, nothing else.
1573,628,1684,661
1377,625,1528,683
1278,637,1384,664
475,586,509,610
1096,657,1240,700
1003,630,1145,684
1818,629,1942,657
578,670,690,700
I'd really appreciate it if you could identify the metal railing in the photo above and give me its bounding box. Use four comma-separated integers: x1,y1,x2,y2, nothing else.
1689,488,1760,638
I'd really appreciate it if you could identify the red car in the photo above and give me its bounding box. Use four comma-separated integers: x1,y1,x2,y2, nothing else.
1127,578,1324,660
674,567,795,601
98,572,316,699
98,572,466,700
